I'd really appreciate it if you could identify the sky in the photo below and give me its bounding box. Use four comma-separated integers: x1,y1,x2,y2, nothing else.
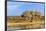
7,1,45,16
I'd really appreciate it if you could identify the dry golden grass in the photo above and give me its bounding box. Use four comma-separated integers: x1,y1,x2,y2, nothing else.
7,11,45,29
7,16,45,29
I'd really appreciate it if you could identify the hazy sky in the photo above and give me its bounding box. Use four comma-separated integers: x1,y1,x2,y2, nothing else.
7,1,44,16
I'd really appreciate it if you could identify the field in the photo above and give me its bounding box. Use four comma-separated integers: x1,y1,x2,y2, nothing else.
7,16,45,29
7,11,45,29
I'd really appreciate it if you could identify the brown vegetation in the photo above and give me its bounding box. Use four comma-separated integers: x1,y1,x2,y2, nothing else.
7,10,45,29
